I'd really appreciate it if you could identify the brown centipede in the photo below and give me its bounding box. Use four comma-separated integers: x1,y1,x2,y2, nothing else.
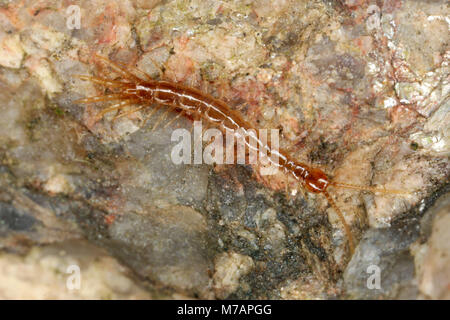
75,53,412,256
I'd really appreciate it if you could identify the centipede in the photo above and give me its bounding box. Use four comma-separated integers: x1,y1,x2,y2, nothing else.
75,53,412,256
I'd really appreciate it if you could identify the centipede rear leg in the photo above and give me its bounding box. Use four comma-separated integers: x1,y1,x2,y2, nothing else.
75,56,148,122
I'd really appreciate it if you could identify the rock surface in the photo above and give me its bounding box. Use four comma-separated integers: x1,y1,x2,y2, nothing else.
0,0,448,299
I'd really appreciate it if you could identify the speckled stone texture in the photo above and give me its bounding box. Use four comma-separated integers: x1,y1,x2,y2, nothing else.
0,0,448,299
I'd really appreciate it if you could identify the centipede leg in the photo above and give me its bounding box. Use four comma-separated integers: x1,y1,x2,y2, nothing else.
115,60,154,83
187,77,196,88
112,105,146,122
75,75,131,88
152,106,173,131
218,82,228,101
128,64,154,82
95,100,136,122
201,80,209,95
188,112,200,134
202,123,211,137
94,54,143,82
163,110,186,129
110,62,153,82
74,93,127,104
142,105,161,126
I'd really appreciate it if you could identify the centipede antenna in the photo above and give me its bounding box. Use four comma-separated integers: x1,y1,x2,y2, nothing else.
323,190,355,255
75,75,131,88
95,100,136,122
74,93,126,104
94,53,143,83
163,110,186,129
330,181,411,196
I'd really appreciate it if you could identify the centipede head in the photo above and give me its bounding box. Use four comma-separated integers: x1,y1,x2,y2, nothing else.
302,168,330,193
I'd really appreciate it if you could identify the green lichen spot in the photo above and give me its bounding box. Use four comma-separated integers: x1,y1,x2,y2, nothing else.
53,106,64,116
